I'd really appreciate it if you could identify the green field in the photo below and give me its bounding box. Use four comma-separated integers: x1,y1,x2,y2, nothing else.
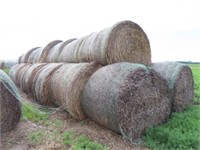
143,63,200,150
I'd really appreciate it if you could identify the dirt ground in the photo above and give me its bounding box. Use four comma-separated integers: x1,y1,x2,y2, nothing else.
0,88,149,150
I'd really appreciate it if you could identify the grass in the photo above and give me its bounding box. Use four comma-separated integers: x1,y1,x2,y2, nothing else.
63,131,108,150
143,63,200,150
2,68,9,74
27,129,45,145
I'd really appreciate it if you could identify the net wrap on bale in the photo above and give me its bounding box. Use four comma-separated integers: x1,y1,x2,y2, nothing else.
59,20,151,65
50,62,101,120
47,38,76,63
0,69,21,133
151,62,194,112
81,62,170,142
32,63,63,106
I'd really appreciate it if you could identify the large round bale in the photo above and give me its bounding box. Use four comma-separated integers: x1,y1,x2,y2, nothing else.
151,62,194,112
50,62,101,120
27,47,43,64
23,47,40,63
81,62,170,141
0,69,21,133
59,20,151,65
9,63,27,86
47,38,77,63
38,40,63,63
17,64,35,91
21,63,46,94
32,63,63,106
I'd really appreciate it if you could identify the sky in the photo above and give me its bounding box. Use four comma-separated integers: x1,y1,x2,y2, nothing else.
0,0,199,62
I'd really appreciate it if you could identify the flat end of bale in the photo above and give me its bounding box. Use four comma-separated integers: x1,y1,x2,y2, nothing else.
106,20,151,65
117,68,170,141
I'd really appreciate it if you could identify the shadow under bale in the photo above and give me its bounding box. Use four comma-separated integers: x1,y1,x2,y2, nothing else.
0,70,21,133
151,62,194,112
32,63,63,106
81,62,170,142
50,62,101,120
59,20,151,65
47,38,76,63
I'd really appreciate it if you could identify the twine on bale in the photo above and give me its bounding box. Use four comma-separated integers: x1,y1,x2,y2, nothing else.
38,40,63,63
59,20,151,65
32,63,63,106
9,63,27,86
151,62,194,112
47,38,76,63
21,63,46,94
81,62,170,142
50,62,101,120
0,70,21,133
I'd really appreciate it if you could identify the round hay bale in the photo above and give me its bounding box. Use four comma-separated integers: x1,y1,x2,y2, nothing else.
151,62,194,112
18,64,34,91
59,20,151,65
27,47,43,64
0,69,21,133
81,62,170,141
23,47,40,63
50,62,101,120
21,63,46,94
18,55,23,63
38,40,63,63
32,63,63,106
19,54,26,64
47,38,77,63
9,63,27,86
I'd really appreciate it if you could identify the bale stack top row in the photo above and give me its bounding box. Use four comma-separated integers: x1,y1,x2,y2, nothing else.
18,20,151,66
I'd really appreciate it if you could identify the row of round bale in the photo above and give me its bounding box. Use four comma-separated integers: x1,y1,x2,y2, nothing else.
6,20,194,143
18,21,151,65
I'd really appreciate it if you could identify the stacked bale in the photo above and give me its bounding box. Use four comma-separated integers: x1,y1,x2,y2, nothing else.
38,40,63,63
32,63,63,106
9,63,27,86
27,47,43,64
0,69,21,133
81,62,170,141
20,63,46,94
46,38,76,63
50,62,101,120
151,62,194,112
18,47,39,63
18,64,32,89
59,20,151,65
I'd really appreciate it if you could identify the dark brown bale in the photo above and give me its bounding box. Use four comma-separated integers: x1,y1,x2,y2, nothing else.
47,38,76,63
151,62,194,112
38,40,63,63
9,63,27,86
50,62,101,120
21,63,46,94
32,63,63,106
59,20,151,65
27,47,43,64
81,62,170,142
0,70,21,133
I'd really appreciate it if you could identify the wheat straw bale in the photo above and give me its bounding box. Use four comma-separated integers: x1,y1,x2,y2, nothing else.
50,62,101,120
32,63,63,106
47,38,76,63
38,40,63,63
9,63,27,86
151,62,194,112
24,47,40,63
21,63,46,94
59,20,151,65
81,62,170,141
0,70,21,133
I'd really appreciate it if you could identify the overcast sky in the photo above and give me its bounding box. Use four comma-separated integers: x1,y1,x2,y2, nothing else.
0,0,199,62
